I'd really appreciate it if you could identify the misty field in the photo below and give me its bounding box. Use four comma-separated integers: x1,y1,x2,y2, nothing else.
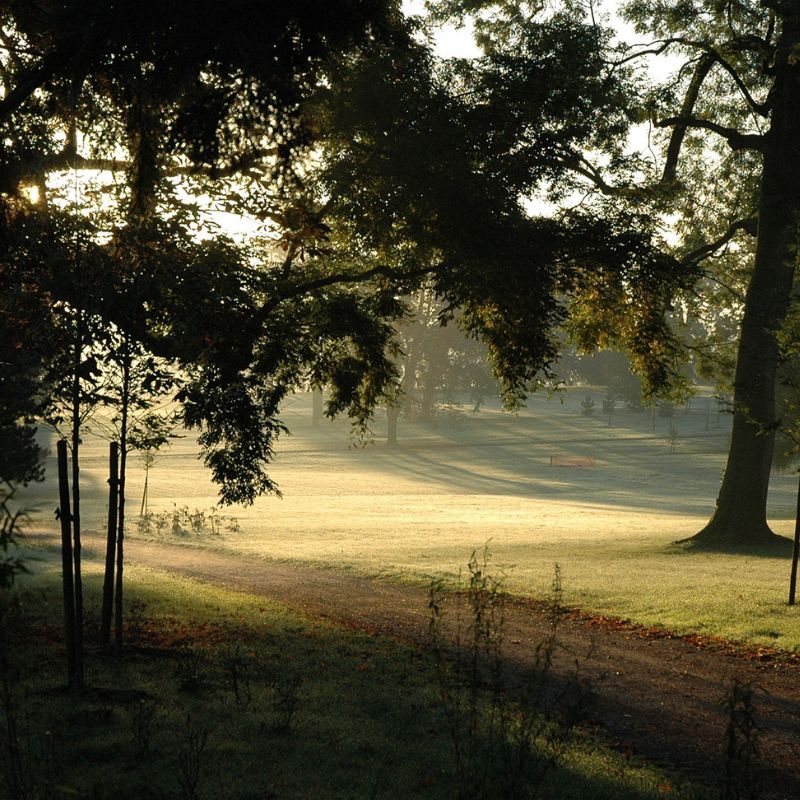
22,389,800,650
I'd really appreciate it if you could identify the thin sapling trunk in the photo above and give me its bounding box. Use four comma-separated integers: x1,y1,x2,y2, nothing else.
387,405,399,447
789,470,800,605
57,439,77,690
139,452,151,517
100,441,119,643
312,387,323,427
114,340,130,653
70,309,84,688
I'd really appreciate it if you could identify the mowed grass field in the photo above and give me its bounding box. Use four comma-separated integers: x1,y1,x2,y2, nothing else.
20,389,800,651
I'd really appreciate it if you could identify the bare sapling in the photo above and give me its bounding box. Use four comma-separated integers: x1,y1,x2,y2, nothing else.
100,441,119,643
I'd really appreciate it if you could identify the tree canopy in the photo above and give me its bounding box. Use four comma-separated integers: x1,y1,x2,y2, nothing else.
3,0,798,551
0,0,405,496
0,0,680,503
427,0,800,545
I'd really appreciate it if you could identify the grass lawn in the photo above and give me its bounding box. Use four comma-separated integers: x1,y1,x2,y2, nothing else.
1,558,709,800
19,389,800,651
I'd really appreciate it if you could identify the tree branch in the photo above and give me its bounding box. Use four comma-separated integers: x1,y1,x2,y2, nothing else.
702,46,771,116
43,152,129,173
570,157,623,195
281,263,437,299
655,116,765,152
39,147,281,179
680,215,757,268
0,48,73,120
0,30,24,73
696,273,746,304
608,38,685,67
536,151,630,197
259,263,439,319
612,36,771,116
661,55,715,184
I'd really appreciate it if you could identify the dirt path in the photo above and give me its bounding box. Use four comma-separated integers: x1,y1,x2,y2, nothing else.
81,534,800,799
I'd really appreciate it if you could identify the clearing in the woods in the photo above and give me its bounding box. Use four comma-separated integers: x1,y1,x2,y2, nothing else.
22,389,800,649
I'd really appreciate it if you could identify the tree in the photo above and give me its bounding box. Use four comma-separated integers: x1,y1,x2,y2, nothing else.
431,1,800,545
393,287,498,421
774,307,800,600
619,1,800,545
303,12,683,414
0,271,47,487
88,343,179,647
8,2,767,566
2,0,684,484
0,0,412,685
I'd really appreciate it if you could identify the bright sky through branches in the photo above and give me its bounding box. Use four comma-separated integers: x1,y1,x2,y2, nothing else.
403,1,681,218
402,1,678,75
402,0,481,57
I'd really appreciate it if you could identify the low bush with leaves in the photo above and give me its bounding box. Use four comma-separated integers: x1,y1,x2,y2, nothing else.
721,680,762,800
0,481,29,590
219,643,253,709
176,714,211,800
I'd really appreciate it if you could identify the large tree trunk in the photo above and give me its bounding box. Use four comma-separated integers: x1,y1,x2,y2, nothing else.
419,340,447,423
694,16,800,545
788,471,800,604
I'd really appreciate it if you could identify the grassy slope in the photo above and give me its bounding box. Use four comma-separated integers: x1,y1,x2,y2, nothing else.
20,389,800,651
2,559,706,800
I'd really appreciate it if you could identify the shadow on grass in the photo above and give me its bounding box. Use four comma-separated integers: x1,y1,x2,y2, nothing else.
669,534,794,559
5,566,709,800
